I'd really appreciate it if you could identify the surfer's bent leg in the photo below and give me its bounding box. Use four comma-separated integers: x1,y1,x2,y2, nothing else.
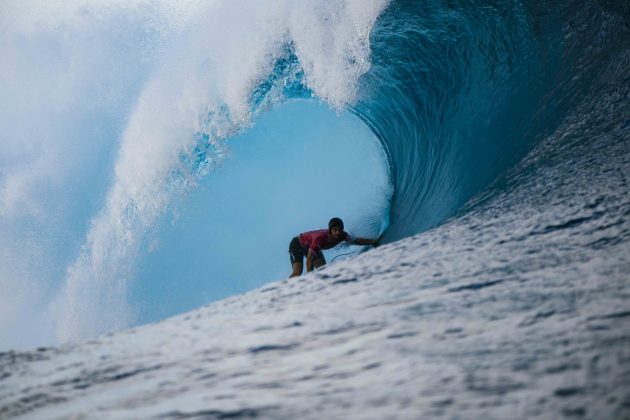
290,262,303,278
289,237,306,278
313,255,326,270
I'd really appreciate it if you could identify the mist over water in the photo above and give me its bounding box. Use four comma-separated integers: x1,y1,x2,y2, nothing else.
1,0,169,347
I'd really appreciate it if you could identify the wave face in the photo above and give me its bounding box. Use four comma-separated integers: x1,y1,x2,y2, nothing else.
356,0,629,241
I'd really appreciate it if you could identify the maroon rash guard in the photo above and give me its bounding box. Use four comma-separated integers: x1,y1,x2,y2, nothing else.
298,229,352,255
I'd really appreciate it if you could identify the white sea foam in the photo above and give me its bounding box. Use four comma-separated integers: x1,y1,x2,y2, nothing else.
48,0,390,342
0,0,171,347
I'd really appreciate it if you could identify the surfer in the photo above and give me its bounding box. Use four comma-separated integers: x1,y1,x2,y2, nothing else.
289,217,378,278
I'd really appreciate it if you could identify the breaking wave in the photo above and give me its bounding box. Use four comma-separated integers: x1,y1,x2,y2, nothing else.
2,0,626,343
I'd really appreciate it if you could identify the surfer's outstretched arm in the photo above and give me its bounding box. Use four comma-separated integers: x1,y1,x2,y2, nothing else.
349,237,378,246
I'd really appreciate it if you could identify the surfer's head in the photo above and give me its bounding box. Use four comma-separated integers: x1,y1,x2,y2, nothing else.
328,217,345,239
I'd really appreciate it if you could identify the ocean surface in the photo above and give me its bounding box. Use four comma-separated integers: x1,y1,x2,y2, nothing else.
1,0,629,418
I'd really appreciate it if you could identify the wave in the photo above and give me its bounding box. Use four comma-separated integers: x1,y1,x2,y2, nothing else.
3,0,626,343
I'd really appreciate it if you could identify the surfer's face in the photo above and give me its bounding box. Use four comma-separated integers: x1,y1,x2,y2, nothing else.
330,226,344,239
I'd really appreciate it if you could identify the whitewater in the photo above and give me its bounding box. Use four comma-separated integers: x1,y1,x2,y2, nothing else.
1,0,629,418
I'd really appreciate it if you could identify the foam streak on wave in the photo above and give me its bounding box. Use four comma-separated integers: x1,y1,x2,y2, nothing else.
52,0,390,342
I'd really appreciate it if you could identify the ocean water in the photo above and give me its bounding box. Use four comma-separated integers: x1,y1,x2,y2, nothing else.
1,0,629,417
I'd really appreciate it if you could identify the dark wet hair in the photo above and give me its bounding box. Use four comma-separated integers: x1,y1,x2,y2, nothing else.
328,217,344,230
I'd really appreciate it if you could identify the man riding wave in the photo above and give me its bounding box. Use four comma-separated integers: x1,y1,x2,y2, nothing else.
289,217,378,277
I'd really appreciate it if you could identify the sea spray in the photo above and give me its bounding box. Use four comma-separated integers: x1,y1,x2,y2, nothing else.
50,0,390,342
